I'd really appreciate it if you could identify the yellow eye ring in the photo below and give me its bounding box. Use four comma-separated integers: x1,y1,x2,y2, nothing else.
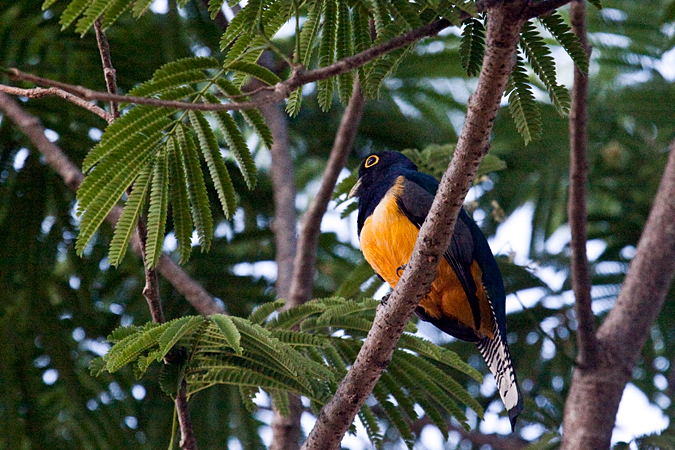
365,155,379,168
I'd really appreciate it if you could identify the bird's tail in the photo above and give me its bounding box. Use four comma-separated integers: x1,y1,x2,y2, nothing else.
476,312,523,431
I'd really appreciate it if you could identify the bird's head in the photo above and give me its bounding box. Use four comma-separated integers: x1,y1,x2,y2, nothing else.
348,151,418,199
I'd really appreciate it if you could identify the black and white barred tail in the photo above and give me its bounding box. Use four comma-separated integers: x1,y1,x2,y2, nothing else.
476,310,523,430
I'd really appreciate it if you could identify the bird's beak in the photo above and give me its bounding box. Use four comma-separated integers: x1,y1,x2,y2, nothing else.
348,179,362,199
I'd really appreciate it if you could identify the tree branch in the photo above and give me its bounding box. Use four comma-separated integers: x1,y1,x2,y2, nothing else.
561,139,675,449
1,18,451,113
0,92,224,317
0,84,112,122
96,24,198,448
525,0,574,19
94,19,119,121
567,0,598,369
287,79,364,308
256,74,303,450
300,3,527,449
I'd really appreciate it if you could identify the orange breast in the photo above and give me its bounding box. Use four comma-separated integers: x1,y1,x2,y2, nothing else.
360,178,493,337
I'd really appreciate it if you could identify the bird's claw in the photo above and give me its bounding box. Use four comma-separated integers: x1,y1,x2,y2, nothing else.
396,264,407,277
380,293,390,306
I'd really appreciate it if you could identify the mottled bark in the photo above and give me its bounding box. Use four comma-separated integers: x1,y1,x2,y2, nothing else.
300,3,527,449
561,142,675,448
567,0,598,370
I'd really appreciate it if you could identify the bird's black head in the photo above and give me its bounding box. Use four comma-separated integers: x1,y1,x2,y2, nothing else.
349,151,418,199
349,151,418,234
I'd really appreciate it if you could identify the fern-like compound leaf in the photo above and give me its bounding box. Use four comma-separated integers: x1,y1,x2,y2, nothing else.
336,1,354,104
212,314,243,354
76,130,165,254
459,17,485,77
101,0,135,28
189,111,237,219
213,78,274,149
539,11,589,74
108,162,152,266
58,0,91,30
506,56,542,144
74,0,111,35
176,125,213,251
520,20,570,115
167,136,193,263
144,148,169,269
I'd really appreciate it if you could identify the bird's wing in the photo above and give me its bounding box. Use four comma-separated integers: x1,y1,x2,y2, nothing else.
396,173,482,330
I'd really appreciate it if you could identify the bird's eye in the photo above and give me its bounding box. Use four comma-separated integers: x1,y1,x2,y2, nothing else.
365,155,379,168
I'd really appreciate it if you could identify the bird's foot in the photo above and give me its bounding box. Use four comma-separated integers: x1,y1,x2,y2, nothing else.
396,264,407,277
380,293,390,306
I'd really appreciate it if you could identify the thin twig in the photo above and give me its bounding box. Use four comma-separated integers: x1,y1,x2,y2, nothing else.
300,2,527,449
94,19,119,121
567,0,597,368
0,84,112,122
286,79,364,308
525,0,574,18
92,25,198,450
3,19,451,113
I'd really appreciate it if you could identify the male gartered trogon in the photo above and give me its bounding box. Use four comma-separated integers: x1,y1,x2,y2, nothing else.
349,151,523,429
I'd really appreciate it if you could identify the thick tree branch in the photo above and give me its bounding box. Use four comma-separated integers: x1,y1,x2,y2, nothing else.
0,92,223,317
300,3,527,449
567,0,598,369
1,19,451,113
287,79,364,307
561,140,675,449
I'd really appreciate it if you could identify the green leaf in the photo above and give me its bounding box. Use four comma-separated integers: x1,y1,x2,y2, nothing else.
213,78,273,149
76,130,165,255
132,0,154,18
188,111,237,219
59,0,92,30
157,316,206,361
101,0,135,29
42,0,60,9
82,106,172,172
74,0,112,36
208,0,227,19
167,136,193,264
212,314,243,354
336,1,354,104
225,61,281,86
459,17,485,77
506,56,542,144
144,148,170,269
539,11,589,74
108,162,152,266
520,20,570,115
176,125,213,251
203,93,258,190
248,299,287,324
317,0,338,111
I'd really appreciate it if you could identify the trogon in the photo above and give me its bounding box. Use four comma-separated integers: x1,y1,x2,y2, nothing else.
348,151,523,429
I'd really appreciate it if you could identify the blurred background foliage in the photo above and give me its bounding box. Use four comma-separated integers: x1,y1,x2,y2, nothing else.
1,0,675,449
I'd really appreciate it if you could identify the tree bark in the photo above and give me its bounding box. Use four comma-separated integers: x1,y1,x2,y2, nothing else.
561,141,675,449
567,0,598,370
300,3,527,449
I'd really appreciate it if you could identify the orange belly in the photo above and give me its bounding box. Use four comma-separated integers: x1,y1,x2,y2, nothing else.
360,182,493,338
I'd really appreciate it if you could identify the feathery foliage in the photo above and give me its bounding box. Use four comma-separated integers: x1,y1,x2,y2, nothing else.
75,57,263,265
92,298,483,445
506,55,543,144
